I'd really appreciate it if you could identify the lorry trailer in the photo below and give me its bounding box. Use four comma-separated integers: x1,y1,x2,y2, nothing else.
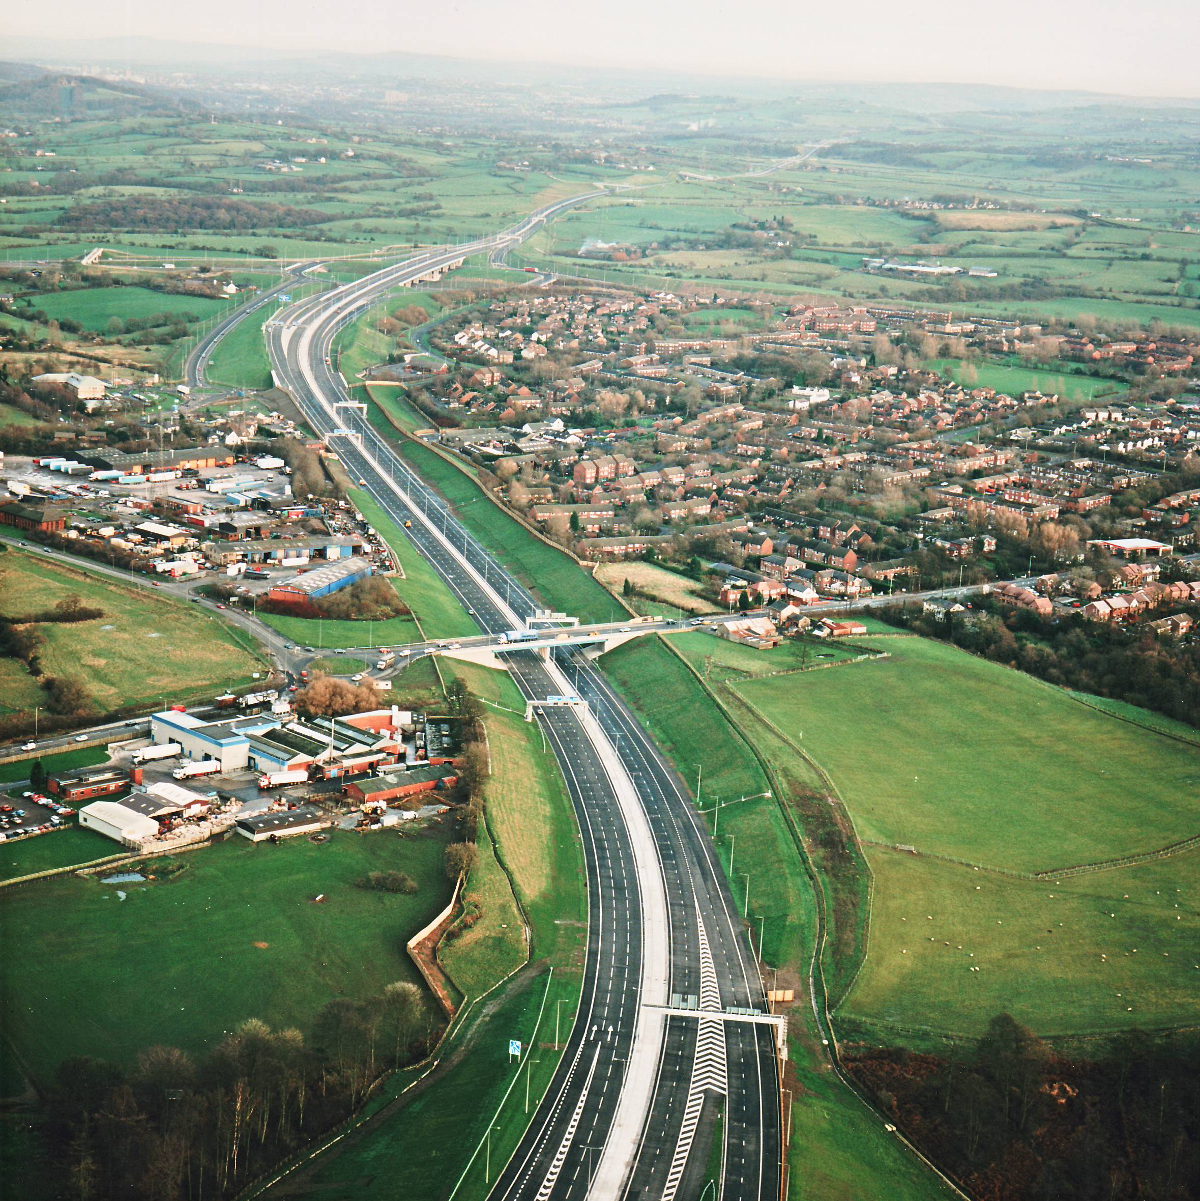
132,742,183,764
258,769,310,790
172,759,222,780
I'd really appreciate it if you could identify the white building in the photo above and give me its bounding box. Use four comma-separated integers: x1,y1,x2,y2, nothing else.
79,800,160,846
32,372,107,401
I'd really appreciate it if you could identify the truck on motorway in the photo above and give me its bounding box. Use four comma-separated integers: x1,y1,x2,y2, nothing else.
132,742,182,764
376,651,396,669
258,769,309,790
498,630,539,644
172,759,222,780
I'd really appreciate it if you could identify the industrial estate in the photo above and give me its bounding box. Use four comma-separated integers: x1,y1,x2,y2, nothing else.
0,31,1197,1201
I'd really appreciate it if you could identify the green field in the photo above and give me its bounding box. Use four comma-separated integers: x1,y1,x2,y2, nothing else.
0,823,455,1087
709,633,1200,1039
0,658,44,716
926,358,1123,402
0,824,118,884
840,846,1200,1040
0,402,45,430
18,285,231,331
308,655,369,675
259,592,419,650
348,490,480,641
0,548,266,714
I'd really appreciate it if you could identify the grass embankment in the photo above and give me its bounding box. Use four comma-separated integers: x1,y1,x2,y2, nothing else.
0,823,456,1087
0,826,119,884
308,655,369,675
203,303,276,389
349,489,480,641
599,633,950,1201
260,607,417,650
261,661,587,1201
363,392,621,624
0,547,265,715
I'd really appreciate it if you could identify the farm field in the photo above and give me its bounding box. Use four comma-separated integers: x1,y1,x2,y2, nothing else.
838,846,1200,1039
733,636,1200,873
594,561,716,614
0,821,456,1086
0,548,265,715
15,285,231,331
714,634,1200,1038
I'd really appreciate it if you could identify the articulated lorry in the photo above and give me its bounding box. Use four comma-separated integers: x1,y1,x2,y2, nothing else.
497,630,539,644
132,742,182,764
172,759,222,780
258,769,310,790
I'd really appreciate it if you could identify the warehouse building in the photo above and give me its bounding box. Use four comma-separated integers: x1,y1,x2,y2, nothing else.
202,535,363,566
247,713,400,778
344,764,458,807
82,447,237,474
235,804,328,842
266,555,373,607
0,501,67,533
78,781,213,847
149,711,256,772
79,800,160,846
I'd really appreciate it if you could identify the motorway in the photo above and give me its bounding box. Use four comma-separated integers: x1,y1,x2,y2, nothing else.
260,196,783,1200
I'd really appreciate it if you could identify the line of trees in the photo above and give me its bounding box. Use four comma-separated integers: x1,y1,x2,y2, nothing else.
850,1015,1200,1201
42,988,431,1201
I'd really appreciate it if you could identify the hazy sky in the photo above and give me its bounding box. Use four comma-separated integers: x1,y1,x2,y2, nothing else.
8,0,1200,97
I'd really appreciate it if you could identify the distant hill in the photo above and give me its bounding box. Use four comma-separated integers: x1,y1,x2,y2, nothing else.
0,68,197,121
